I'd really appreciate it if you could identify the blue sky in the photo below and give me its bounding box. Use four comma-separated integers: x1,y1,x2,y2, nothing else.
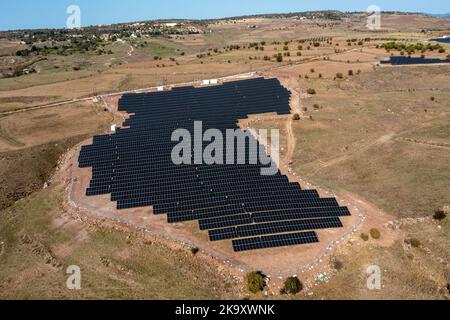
0,0,449,31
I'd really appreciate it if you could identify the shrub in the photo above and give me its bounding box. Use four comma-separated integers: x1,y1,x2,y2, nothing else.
245,272,265,294
430,96,435,101
331,256,344,270
348,70,354,76
405,238,421,248
292,113,301,121
361,233,369,241
336,72,344,79
296,51,302,56
280,277,303,295
307,88,316,95
318,73,322,78
433,210,447,221
370,228,381,240
310,68,315,73
438,48,445,53
276,53,283,62
313,104,320,110
191,247,199,255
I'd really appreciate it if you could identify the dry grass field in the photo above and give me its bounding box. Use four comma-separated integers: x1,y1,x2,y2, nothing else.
0,13,449,300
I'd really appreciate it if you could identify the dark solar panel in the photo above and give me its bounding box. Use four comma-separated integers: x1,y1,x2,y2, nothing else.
78,77,349,252
381,56,450,65
232,231,319,252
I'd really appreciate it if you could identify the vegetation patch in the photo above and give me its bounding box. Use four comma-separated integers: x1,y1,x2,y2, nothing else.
245,271,266,294
280,277,303,295
370,228,381,240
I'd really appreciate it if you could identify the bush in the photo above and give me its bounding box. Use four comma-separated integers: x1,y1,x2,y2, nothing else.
292,113,301,121
405,238,421,248
430,96,435,101
307,88,316,95
280,277,303,295
360,233,369,241
433,210,447,221
191,247,199,255
336,72,344,79
348,70,354,76
310,68,315,73
276,53,283,62
313,104,320,110
438,48,445,53
370,228,381,240
331,257,343,270
246,272,265,294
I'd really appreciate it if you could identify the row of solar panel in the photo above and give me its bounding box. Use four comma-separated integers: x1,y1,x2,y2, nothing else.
232,231,319,252
209,217,343,241
199,206,351,230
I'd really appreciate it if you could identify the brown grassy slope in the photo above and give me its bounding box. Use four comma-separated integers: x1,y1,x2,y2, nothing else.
0,185,239,299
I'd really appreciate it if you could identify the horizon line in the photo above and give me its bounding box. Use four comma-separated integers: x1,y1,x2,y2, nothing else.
1,9,448,33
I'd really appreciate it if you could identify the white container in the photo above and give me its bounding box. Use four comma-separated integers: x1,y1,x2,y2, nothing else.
202,79,210,85
157,86,164,91
111,125,117,133
210,79,218,84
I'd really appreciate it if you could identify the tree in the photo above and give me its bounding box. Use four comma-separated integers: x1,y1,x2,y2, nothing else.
336,72,344,79
433,210,447,221
370,228,381,239
280,277,303,295
276,53,283,62
246,272,265,294
348,70,354,76
292,114,300,121
360,233,369,241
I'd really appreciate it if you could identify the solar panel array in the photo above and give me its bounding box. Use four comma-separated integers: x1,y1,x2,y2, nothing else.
430,38,450,44
79,78,350,252
381,56,450,65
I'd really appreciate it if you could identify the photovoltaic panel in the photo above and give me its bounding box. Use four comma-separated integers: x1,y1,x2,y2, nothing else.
78,77,350,252
232,231,319,252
